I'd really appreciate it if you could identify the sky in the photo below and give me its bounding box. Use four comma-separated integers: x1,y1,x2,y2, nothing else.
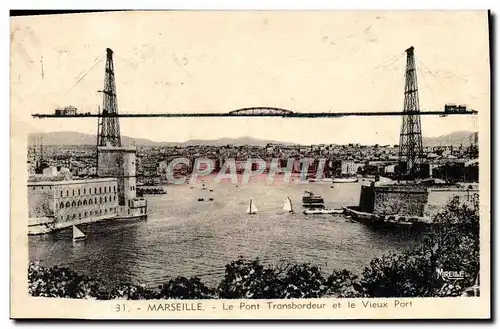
10,11,488,145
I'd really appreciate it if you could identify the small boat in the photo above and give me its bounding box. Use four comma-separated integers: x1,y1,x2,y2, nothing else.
283,197,295,214
209,198,214,201
72,225,86,242
209,189,214,192
197,198,204,201
331,177,358,183
303,208,344,215
309,178,333,183
246,198,258,215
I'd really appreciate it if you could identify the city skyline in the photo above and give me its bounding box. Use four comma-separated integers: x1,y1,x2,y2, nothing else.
12,11,487,145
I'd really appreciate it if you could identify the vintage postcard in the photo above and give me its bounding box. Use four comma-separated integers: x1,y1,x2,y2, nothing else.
10,10,491,319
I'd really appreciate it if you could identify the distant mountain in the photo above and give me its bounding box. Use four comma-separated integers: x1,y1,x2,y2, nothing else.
179,137,295,147
27,131,294,147
28,130,478,147
422,131,478,147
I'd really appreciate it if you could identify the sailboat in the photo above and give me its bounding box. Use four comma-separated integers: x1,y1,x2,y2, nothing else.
72,225,86,242
246,199,258,215
283,197,294,214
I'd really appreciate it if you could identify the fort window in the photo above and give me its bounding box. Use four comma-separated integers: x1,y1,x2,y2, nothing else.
114,186,116,192
104,187,107,193
72,201,76,207
72,190,75,196
60,191,63,197
67,215,69,220
73,214,76,219
99,187,102,194
95,197,97,204
85,211,87,216
79,213,82,218
77,200,82,206
100,197,102,203
114,195,116,201
60,202,64,209
83,200,87,205
78,189,81,196
66,191,69,197
105,196,107,203
94,187,97,194
66,201,70,207
84,188,86,194
89,199,93,205
105,209,107,214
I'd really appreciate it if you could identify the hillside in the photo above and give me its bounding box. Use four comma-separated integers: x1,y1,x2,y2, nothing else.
28,132,163,147
422,131,478,147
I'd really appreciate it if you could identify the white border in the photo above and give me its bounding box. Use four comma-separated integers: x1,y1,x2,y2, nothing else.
3,1,498,328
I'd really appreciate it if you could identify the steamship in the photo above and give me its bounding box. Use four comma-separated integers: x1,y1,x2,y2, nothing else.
302,191,325,209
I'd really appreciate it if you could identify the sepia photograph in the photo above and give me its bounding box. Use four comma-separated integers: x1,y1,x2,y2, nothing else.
10,9,490,319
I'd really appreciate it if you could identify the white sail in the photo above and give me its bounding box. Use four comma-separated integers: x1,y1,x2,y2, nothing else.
247,199,258,214
73,225,86,240
283,197,293,212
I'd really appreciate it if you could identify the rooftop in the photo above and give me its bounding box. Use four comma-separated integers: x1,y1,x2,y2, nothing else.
27,177,117,186
98,145,137,152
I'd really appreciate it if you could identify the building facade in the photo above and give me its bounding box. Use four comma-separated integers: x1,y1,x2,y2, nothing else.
97,145,147,218
28,178,119,234
358,183,479,220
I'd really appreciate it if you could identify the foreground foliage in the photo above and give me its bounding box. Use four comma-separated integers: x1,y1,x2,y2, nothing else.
29,196,480,299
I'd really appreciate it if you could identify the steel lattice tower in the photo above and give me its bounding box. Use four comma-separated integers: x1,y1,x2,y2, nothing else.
97,48,121,147
398,46,424,180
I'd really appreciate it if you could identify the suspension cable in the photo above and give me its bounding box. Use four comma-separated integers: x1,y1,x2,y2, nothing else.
62,52,106,98
416,59,439,108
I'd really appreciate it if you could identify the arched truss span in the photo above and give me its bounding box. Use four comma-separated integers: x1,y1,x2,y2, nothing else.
229,107,294,116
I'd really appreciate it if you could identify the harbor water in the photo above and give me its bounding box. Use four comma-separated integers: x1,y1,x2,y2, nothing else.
28,175,424,288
